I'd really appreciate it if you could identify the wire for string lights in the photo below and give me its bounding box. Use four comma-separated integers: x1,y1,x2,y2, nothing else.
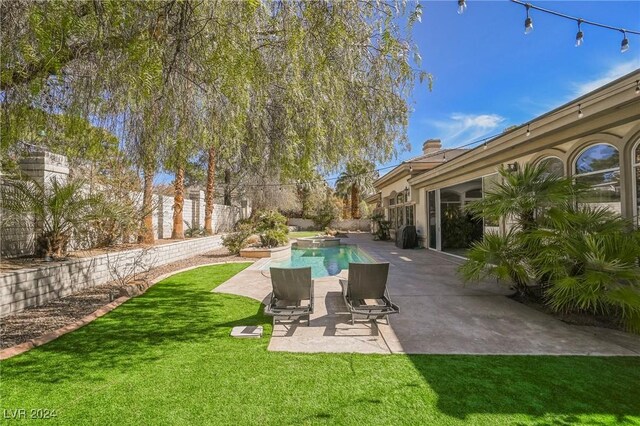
510,0,640,51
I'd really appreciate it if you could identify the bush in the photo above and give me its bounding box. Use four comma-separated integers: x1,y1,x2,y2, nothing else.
369,210,390,241
222,222,254,254
260,229,288,248
255,210,288,232
313,201,340,230
254,210,289,247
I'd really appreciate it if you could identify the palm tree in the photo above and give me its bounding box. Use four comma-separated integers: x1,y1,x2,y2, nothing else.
337,160,376,220
465,161,577,232
460,162,640,333
334,174,351,219
2,177,96,258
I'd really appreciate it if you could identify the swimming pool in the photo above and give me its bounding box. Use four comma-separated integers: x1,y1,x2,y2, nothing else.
265,245,374,278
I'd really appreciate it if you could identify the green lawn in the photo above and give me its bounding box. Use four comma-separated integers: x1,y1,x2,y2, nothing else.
289,230,324,239
2,263,639,425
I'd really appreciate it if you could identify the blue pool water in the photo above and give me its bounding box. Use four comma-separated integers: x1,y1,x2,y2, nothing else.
266,245,374,278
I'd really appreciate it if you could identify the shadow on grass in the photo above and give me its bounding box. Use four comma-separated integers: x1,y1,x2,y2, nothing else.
408,354,640,422
3,264,268,385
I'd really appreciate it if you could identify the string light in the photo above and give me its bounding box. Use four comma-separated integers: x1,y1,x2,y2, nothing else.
483,142,488,150
409,165,413,173
575,20,584,47
577,104,584,119
457,0,467,15
510,1,640,52
526,124,531,137
620,30,630,53
635,80,640,95
524,4,533,35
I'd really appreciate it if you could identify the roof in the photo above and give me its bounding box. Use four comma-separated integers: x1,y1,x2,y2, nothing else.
373,148,468,189
408,68,640,188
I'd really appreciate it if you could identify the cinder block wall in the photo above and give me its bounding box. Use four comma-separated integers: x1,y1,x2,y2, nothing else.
0,236,224,318
1,150,248,257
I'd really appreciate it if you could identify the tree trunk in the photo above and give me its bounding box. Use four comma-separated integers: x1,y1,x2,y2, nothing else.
223,168,231,206
342,195,350,219
351,185,360,219
204,146,216,235
139,166,155,244
172,166,185,239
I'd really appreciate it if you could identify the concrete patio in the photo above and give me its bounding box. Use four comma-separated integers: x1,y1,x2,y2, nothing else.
214,234,640,355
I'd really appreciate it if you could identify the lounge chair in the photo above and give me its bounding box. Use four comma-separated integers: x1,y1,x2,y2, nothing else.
264,267,314,326
340,262,399,325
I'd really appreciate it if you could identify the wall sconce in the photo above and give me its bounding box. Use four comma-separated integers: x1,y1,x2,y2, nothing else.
506,162,519,172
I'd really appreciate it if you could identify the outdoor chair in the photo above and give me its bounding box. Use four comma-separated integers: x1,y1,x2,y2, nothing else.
340,262,399,325
264,267,314,326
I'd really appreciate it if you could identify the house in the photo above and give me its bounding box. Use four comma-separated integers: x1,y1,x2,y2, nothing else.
366,139,467,240
372,69,640,256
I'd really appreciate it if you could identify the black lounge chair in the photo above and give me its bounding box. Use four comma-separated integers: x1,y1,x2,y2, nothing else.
264,267,314,326
340,262,399,325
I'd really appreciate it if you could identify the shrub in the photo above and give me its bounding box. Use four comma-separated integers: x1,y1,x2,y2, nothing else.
369,210,391,241
255,210,288,233
312,201,339,230
260,229,288,248
222,222,254,254
2,176,96,258
185,224,206,238
254,210,289,247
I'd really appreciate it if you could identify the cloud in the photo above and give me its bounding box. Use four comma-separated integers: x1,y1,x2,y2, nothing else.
572,59,640,97
429,113,506,146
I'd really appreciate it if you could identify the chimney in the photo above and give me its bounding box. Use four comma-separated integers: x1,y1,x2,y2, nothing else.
422,139,442,154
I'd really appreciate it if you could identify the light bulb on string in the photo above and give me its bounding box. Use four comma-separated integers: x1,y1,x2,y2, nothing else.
577,104,584,119
620,30,629,53
524,4,533,35
457,0,467,15
635,80,640,95
575,20,584,47
526,124,531,137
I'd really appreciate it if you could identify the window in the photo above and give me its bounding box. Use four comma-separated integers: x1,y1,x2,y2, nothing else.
574,144,620,214
397,192,404,205
405,205,414,226
539,157,564,177
634,141,640,226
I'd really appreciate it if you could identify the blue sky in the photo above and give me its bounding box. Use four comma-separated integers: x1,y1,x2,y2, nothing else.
378,0,640,173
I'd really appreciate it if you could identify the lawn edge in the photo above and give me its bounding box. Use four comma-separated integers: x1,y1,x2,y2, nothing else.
0,260,253,360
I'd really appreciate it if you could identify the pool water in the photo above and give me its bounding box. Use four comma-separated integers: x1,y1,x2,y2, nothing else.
266,245,374,278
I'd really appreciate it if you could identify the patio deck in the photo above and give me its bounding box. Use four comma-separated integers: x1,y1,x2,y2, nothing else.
214,234,640,355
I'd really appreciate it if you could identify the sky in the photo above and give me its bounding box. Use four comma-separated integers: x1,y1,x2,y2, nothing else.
377,0,640,174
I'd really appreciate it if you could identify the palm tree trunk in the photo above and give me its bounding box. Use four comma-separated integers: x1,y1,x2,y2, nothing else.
172,166,185,239
351,185,360,219
204,146,215,235
139,166,155,244
342,195,350,219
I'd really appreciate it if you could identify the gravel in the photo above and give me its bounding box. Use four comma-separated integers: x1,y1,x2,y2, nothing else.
0,247,245,349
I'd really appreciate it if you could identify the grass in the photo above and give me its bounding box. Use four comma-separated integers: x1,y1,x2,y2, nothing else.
289,230,324,239
2,263,639,425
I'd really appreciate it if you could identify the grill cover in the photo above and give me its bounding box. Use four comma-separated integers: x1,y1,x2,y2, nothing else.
395,225,418,249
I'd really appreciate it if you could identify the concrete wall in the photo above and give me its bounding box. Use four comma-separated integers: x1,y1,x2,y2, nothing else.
0,236,224,318
288,218,370,231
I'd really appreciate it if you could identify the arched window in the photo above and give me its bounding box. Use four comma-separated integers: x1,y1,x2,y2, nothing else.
574,144,620,213
538,156,564,177
633,141,640,226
